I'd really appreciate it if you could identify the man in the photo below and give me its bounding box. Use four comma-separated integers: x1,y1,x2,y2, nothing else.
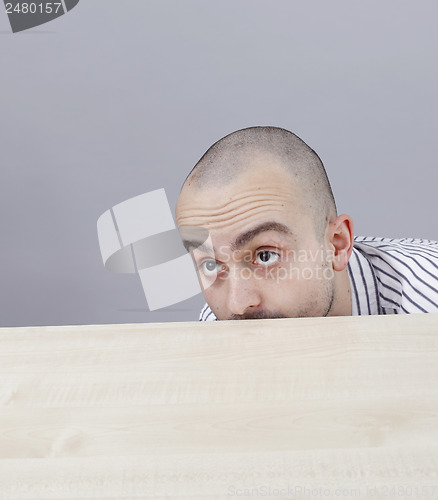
176,127,438,320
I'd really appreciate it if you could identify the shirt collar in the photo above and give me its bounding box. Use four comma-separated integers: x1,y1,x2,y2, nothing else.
347,246,380,315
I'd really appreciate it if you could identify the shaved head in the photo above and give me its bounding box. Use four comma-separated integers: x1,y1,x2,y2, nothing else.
182,126,337,238
177,126,353,321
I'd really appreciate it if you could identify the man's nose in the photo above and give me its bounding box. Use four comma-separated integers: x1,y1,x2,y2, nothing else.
225,268,261,316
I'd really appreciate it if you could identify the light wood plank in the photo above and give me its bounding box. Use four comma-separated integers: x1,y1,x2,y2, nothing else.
1,314,438,498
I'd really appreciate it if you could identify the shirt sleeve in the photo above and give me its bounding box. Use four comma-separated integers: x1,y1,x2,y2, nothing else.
199,303,218,321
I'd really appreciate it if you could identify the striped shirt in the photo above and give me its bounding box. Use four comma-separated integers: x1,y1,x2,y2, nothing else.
199,236,438,321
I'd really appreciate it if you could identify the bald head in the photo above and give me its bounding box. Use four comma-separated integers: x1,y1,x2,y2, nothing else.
182,126,337,239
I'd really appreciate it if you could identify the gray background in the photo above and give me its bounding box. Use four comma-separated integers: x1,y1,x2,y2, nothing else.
1,0,437,328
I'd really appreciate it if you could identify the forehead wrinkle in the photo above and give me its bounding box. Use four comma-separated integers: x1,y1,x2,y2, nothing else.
177,192,293,227
178,198,287,223
177,189,291,217
178,202,288,230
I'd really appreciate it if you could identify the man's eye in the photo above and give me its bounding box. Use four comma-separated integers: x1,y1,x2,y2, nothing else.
200,260,222,276
255,250,280,266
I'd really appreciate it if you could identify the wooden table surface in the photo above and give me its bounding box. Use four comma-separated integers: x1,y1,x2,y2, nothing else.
1,314,438,499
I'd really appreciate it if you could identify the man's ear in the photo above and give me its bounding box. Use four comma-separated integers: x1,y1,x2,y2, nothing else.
327,214,354,271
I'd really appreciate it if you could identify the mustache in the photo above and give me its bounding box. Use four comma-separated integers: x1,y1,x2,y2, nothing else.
228,311,288,320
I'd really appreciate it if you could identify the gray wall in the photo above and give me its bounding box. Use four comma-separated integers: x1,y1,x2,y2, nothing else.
1,0,437,327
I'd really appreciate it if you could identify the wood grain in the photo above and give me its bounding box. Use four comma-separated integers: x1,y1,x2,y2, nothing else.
1,314,438,499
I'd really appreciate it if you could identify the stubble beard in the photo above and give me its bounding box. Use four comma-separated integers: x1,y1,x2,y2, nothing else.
228,278,335,320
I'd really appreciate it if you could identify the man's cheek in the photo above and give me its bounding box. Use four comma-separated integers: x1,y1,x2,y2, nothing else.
260,265,295,283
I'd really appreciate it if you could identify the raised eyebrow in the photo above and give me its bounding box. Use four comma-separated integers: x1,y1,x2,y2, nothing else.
231,221,293,251
182,240,214,255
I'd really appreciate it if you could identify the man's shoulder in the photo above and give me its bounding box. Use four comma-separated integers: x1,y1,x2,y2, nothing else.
351,235,438,314
354,235,438,250
353,235,438,268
